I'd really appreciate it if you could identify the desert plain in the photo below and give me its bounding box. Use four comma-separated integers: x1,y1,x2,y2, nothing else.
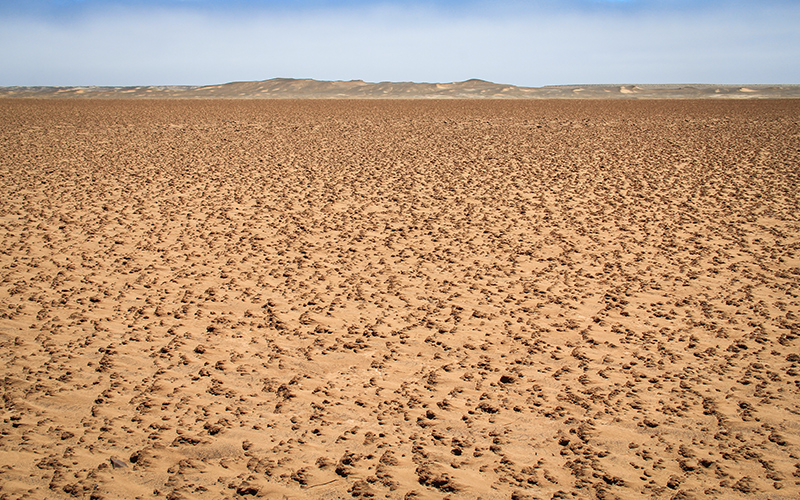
1,98,799,500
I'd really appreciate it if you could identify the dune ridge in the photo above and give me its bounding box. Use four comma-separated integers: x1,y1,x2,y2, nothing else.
2,78,800,99
1,99,799,499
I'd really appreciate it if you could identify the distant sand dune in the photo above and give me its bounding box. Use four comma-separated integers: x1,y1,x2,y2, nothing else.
2,78,800,99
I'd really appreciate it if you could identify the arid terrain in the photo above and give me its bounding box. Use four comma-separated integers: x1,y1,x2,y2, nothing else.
3,78,800,99
1,99,799,500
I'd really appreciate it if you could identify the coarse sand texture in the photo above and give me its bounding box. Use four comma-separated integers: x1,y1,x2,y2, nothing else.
1,99,799,499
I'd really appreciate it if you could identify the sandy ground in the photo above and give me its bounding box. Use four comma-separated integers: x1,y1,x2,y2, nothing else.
1,99,799,500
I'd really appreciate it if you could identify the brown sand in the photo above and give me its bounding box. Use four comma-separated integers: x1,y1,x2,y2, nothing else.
1,99,799,500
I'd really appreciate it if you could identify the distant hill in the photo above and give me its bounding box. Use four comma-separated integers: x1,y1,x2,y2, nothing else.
2,78,799,99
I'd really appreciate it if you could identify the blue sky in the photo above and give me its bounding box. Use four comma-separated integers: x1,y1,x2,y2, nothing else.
1,0,798,86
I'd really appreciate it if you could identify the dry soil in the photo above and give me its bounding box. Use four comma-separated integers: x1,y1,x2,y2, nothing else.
1,99,799,500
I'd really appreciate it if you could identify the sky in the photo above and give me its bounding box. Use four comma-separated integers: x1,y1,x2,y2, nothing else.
1,0,798,87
